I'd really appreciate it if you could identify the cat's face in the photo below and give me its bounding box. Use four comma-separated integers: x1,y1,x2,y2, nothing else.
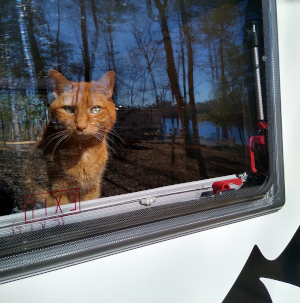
49,70,116,141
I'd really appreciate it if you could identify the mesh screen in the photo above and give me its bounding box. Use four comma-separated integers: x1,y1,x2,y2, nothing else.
0,0,284,282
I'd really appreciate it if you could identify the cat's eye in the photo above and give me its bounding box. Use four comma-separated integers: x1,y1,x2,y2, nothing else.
63,106,74,114
91,106,101,114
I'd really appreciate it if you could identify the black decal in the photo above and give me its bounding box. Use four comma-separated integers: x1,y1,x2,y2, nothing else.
223,226,300,302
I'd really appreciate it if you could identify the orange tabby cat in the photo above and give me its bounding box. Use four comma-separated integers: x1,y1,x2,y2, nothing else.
24,70,116,207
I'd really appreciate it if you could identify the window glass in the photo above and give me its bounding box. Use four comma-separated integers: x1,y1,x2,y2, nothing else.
0,0,268,210
0,0,283,282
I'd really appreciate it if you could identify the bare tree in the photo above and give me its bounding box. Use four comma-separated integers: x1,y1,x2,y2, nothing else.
131,20,161,108
178,0,208,179
151,0,185,124
197,3,241,140
79,0,90,81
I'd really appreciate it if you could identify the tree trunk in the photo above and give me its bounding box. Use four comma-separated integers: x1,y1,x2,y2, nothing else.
237,125,245,148
1,119,6,145
6,70,20,141
142,73,149,108
90,0,100,79
181,4,208,179
178,0,208,177
154,0,194,161
107,22,118,104
154,0,184,123
10,95,21,141
25,0,45,96
148,63,159,108
207,38,216,83
177,18,194,157
80,0,90,82
26,109,33,141
179,25,187,101
213,41,219,80
216,125,220,140
56,0,61,73
220,21,226,83
219,20,228,140
222,125,228,140
171,102,175,164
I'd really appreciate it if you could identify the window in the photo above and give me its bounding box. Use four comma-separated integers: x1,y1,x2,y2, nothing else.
0,0,283,283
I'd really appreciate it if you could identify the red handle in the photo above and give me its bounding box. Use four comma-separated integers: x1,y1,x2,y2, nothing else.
249,122,268,173
212,179,243,194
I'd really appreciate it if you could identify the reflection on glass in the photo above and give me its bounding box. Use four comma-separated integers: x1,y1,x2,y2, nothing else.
0,0,267,215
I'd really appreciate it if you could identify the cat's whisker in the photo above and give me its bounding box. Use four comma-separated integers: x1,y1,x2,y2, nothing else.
94,134,117,157
44,126,69,128
94,126,125,149
51,133,71,159
43,132,68,146
109,131,126,144
60,133,72,149
93,135,108,155
105,141,118,156
43,130,69,151
93,134,104,142
98,129,126,147
43,130,67,141
97,125,124,140
96,126,117,136
94,133,117,157
43,130,68,142
105,134,124,149
94,135,115,160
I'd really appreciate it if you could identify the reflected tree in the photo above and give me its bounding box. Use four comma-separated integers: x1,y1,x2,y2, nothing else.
197,3,244,141
178,0,208,178
148,0,209,178
131,19,161,108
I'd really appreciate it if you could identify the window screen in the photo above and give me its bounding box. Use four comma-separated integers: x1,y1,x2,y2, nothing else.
0,0,283,282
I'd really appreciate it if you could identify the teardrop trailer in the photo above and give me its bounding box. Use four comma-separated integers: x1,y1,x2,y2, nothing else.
0,0,298,302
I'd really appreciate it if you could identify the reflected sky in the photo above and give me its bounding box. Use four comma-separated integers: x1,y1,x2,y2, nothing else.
2,0,248,107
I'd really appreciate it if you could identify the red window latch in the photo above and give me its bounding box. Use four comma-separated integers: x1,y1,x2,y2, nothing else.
249,121,268,173
212,178,243,195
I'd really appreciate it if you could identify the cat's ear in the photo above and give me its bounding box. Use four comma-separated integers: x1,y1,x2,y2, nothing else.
93,71,115,99
49,69,72,98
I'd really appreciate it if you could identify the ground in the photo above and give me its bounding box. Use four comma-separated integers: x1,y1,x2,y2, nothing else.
0,140,247,214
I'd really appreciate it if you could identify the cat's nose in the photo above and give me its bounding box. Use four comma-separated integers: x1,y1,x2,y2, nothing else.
76,125,86,132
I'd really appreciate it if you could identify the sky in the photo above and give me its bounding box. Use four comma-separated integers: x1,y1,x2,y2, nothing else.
27,0,247,107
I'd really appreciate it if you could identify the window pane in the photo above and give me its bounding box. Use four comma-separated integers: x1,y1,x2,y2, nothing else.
0,0,284,283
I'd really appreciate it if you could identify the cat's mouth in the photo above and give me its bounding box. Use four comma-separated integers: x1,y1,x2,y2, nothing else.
72,131,93,141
